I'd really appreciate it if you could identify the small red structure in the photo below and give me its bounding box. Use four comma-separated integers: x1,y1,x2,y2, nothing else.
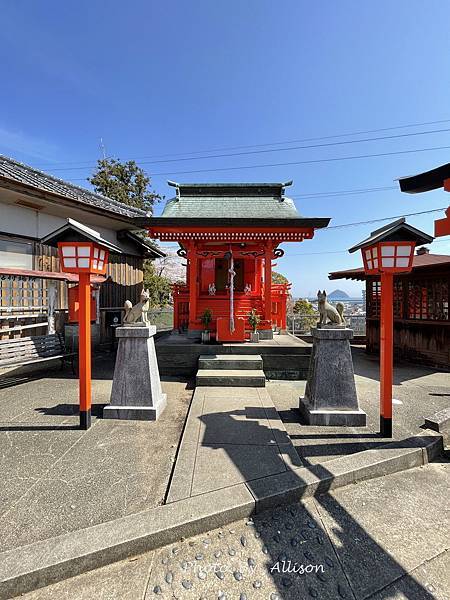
398,162,450,237
139,182,330,341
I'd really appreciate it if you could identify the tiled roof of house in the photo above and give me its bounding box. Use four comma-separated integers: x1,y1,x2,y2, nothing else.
0,155,148,220
329,252,450,280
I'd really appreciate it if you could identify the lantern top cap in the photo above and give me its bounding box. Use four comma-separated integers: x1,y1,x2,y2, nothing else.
41,218,122,253
348,218,433,253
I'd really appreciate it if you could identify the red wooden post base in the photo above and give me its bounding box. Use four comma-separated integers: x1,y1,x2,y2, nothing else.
379,272,393,437
78,272,92,430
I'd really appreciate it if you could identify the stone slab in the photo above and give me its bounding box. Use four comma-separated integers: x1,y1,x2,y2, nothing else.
196,369,266,387
246,440,430,513
0,484,255,600
103,395,167,421
298,402,367,426
19,552,155,600
190,444,288,496
165,390,205,503
424,406,450,433
198,354,263,370
315,462,450,599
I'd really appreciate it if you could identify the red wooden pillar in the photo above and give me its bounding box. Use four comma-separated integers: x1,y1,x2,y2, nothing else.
78,272,92,430
264,243,273,323
280,292,287,329
380,272,393,437
187,243,198,329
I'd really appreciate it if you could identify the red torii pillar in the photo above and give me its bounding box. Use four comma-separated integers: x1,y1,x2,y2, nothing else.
264,242,274,323
435,179,450,236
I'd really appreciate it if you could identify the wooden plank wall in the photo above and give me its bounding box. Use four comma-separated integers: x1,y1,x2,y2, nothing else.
100,253,144,309
0,243,67,340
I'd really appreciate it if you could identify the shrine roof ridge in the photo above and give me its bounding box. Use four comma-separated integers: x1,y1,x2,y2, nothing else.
134,216,331,229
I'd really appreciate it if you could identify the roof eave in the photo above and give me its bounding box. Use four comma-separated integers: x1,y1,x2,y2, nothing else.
0,176,144,225
134,216,331,229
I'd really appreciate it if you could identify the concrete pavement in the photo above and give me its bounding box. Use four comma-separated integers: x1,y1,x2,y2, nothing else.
17,460,450,600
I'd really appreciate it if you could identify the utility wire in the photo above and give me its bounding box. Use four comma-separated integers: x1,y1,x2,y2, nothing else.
291,186,397,199
43,127,450,172
32,117,450,168
146,144,450,177
288,235,449,257
324,207,447,229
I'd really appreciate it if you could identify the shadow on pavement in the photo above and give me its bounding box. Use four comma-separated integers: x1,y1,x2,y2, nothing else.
199,407,438,599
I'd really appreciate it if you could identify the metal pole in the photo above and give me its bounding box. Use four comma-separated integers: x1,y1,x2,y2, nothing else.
380,271,393,437
78,272,92,430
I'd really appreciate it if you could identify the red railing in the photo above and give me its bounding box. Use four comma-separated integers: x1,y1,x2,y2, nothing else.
172,282,291,331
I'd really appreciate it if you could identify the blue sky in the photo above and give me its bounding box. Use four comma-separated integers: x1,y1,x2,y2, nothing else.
2,0,450,297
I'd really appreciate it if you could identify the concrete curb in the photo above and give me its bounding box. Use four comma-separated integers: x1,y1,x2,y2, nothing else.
0,433,443,599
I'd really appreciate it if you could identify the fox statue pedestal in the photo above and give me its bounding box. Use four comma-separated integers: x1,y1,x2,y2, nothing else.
103,324,166,421
299,327,366,426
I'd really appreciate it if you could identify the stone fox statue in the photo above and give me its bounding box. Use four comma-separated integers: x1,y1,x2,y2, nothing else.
317,290,346,326
123,289,150,325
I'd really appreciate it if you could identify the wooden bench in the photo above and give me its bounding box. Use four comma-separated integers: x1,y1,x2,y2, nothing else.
0,334,76,374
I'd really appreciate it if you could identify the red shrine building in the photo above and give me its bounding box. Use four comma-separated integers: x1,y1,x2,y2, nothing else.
137,182,329,342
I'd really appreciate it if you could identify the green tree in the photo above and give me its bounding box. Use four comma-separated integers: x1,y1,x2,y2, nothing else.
143,261,173,308
293,298,315,315
272,271,289,285
292,298,317,333
88,158,161,211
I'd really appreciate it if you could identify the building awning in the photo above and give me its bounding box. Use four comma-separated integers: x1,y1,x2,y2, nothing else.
329,253,450,281
41,218,123,253
0,266,106,283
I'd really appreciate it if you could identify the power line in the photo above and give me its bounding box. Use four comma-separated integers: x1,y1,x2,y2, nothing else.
69,143,450,182
43,127,450,172
32,117,450,168
324,207,447,230
292,186,397,200
146,144,450,177
288,235,449,257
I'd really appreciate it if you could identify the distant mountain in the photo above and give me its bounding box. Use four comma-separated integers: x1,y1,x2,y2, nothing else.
328,289,350,300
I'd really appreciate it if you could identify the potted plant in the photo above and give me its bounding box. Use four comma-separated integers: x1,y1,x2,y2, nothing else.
200,308,212,343
248,308,261,343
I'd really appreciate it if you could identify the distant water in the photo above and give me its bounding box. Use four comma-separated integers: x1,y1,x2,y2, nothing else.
306,298,363,304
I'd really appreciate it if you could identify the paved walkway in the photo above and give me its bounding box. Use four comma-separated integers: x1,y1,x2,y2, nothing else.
19,460,450,599
167,387,301,502
167,347,450,502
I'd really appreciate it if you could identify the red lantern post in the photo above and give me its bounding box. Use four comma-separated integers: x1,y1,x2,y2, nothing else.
57,242,109,429
350,219,432,437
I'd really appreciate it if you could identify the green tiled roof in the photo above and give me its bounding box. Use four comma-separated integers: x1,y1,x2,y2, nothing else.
161,182,300,219
161,194,300,219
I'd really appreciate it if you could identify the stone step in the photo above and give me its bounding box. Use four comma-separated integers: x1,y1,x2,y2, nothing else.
198,354,263,371
196,369,266,387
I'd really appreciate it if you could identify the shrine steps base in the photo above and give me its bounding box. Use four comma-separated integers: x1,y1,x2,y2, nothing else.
198,354,263,370
196,368,266,387
156,332,311,380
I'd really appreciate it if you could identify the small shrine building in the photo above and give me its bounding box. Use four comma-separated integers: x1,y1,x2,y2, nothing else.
137,182,330,342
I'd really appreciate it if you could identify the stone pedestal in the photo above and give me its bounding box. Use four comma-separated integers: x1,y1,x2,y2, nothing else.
103,325,167,421
299,327,366,426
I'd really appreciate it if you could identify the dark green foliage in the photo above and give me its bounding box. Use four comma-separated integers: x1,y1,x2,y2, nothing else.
272,271,289,285
88,158,162,211
143,260,173,308
200,308,213,330
248,308,261,332
293,298,315,315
